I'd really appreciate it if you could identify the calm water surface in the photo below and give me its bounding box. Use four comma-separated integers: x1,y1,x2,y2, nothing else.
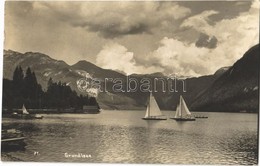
1,111,258,164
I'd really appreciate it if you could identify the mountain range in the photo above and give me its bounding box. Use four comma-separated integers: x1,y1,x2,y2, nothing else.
3,44,259,112
191,44,259,112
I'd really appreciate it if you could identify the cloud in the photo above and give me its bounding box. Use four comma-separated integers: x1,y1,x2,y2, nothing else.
34,2,191,38
150,0,259,76
96,42,135,75
149,37,211,77
96,42,163,75
158,0,259,76
180,1,259,43
195,33,218,49
4,1,259,77
181,10,219,34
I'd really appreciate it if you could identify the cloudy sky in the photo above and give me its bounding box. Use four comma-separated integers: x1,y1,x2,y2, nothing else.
4,0,259,76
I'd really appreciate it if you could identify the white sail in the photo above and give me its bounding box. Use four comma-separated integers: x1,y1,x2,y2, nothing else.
174,103,180,118
144,93,162,118
22,104,29,114
181,96,191,116
149,94,162,116
174,96,192,118
145,103,150,118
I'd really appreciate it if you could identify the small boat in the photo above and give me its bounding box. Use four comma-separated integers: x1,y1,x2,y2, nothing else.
1,129,26,151
171,95,195,121
142,93,167,120
194,115,208,118
34,114,44,119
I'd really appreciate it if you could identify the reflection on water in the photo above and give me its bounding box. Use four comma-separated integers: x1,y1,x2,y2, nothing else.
1,111,258,164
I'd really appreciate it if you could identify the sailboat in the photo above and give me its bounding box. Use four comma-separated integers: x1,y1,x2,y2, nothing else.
142,93,167,120
171,95,195,121
22,104,29,115
12,104,43,119
23,105,43,119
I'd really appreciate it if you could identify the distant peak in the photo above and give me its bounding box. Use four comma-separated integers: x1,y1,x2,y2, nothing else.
72,60,93,66
4,49,68,66
24,51,50,58
71,60,101,70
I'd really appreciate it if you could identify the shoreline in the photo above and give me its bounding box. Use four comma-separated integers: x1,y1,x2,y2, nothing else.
1,153,23,162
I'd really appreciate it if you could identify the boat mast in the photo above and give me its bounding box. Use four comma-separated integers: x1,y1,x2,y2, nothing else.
148,93,151,117
180,96,182,118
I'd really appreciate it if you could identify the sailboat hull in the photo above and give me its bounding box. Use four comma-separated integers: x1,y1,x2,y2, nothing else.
142,117,167,120
170,117,196,121
34,115,44,119
11,114,43,119
194,116,208,118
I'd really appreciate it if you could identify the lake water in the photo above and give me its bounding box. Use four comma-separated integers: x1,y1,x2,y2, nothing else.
1,111,258,164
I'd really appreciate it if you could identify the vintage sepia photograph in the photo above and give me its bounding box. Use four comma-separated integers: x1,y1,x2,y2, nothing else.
1,0,259,165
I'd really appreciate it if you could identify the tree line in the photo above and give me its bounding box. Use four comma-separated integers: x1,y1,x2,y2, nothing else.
2,66,99,110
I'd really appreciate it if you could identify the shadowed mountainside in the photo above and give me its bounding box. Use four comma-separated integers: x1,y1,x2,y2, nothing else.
191,44,259,112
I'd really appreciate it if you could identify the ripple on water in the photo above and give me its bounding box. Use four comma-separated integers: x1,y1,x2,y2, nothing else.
1,112,258,164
